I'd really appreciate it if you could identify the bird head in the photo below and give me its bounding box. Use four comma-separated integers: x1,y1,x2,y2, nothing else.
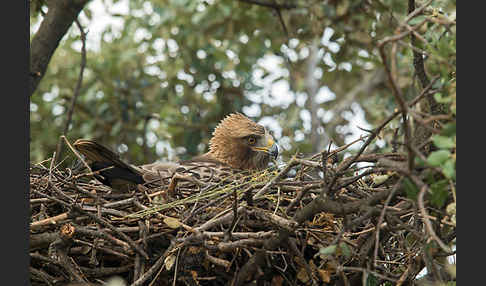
207,113,279,170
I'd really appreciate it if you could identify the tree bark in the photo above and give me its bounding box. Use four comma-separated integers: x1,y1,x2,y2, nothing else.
30,0,91,96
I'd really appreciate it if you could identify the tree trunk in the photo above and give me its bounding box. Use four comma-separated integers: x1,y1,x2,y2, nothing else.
30,0,90,96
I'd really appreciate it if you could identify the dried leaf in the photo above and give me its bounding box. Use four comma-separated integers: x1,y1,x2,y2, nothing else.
318,269,331,283
188,246,201,254
446,202,456,216
372,174,390,186
296,267,310,283
307,236,316,245
105,276,127,286
164,254,176,270
164,217,182,229
190,270,199,285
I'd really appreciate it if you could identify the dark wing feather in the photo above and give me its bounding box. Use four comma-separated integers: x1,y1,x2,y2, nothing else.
74,139,243,193
73,139,145,189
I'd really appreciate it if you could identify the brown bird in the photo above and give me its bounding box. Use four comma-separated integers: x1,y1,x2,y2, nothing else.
73,113,279,192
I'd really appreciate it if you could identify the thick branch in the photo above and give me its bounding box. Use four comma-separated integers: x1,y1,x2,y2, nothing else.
293,185,399,225
30,0,90,96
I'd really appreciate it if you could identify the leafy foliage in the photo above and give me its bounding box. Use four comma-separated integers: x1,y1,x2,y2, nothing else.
28,0,433,163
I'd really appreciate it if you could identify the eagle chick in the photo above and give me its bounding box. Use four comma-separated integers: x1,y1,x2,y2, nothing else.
73,113,278,191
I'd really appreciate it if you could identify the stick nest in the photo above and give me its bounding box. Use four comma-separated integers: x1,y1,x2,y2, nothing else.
30,141,455,286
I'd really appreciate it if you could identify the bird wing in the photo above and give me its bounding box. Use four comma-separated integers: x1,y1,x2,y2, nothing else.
74,139,145,190
73,139,241,193
141,158,240,194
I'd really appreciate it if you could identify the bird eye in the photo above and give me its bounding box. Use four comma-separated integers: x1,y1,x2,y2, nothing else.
248,136,256,145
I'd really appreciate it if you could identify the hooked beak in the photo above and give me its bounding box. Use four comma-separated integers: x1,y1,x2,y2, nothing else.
251,138,279,160
269,143,279,160
252,138,278,160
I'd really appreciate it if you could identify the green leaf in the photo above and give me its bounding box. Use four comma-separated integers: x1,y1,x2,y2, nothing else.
110,121,122,136
441,122,456,137
408,15,427,26
432,135,455,149
403,178,419,200
434,92,452,103
339,242,352,258
442,159,456,179
219,3,232,17
191,12,207,25
427,150,451,166
430,179,449,208
432,79,444,89
414,156,426,167
319,244,337,255
366,274,379,286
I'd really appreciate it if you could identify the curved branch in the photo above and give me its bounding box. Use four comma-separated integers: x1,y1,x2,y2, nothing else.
54,19,87,164
417,184,453,254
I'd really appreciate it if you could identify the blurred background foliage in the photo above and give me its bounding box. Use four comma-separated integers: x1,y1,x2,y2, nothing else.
30,0,456,171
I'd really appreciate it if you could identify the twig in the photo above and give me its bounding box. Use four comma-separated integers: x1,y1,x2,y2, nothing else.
54,18,87,164
31,212,70,230
378,34,415,173
373,178,403,267
285,183,324,215
170,248,179,286
289,238,317,286
217,238,265,252
338,266,398,283
49,236,88,282
225,189,239,240
417,184,453,254
74,239,131,260
234,230,289,286
205,250,231,268
80,264,134,277
403,0,434,26
196,206,247,232
253,155,298,200
30,267,56,286
61,135,92,173
252,209,298,231
31,189,149,260
72,225,132,251
237,0,297,10
130,246,173,286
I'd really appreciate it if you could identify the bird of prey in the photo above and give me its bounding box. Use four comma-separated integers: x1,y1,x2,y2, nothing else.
73,113,279,193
